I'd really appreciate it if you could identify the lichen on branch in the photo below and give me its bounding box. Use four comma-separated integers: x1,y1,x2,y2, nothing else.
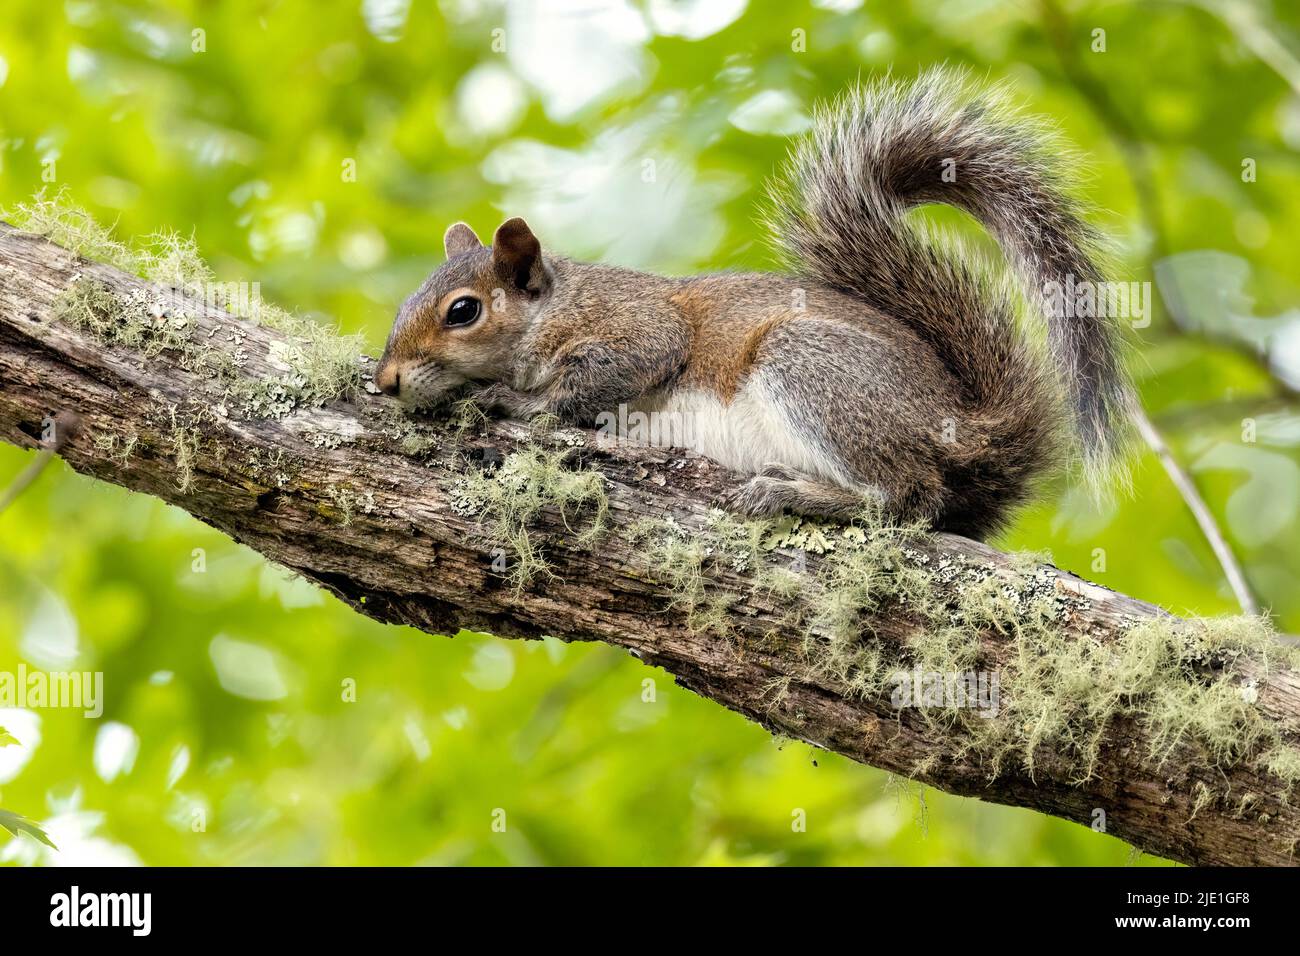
627,496,1300,801
9,189,363,419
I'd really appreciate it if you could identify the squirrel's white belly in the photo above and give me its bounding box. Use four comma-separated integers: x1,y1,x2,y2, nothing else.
640,376,851,484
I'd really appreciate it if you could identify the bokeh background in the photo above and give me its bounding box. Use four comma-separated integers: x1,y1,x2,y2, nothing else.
3,0,1299,866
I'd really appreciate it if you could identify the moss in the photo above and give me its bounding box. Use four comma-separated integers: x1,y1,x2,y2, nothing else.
452,445,609,593
19,189,1299,815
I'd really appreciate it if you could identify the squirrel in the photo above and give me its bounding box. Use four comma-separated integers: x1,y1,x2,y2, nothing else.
375,69,1134,539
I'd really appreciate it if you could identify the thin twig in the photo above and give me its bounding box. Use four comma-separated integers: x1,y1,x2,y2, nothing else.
0,448,56,516
1039,0,1264,616
1133,406,1260,615
1185,0,1300,98
0,411,79,517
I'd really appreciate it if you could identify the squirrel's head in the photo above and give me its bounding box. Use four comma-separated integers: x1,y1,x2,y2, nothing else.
375,217,551,406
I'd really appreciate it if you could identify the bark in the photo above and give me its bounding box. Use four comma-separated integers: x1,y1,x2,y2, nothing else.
2,222,1298,867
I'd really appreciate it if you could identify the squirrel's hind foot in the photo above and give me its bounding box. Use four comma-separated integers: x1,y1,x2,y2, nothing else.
717,470,883,522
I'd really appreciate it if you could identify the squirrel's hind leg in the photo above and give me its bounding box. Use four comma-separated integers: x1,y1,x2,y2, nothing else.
717,467,885,522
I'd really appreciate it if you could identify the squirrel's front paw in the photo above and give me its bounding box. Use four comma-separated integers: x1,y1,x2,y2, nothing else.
466,383,510,411
467,383,546,419
467,383,519,414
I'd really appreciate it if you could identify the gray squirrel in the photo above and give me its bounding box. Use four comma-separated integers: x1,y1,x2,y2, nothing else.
376,68,1134,538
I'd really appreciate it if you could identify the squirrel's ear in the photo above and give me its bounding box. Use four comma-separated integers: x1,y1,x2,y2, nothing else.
492,217,548,295
444,222,483,258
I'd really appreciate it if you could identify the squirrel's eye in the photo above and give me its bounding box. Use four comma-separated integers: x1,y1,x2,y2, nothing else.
445,296,482,328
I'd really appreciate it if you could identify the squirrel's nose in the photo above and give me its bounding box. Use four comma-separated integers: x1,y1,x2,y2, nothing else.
375,363,401,396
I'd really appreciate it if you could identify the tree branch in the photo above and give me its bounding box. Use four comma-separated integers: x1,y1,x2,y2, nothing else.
2,222,1299,866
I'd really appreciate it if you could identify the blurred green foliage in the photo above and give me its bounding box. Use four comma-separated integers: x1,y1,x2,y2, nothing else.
3,0,1300,865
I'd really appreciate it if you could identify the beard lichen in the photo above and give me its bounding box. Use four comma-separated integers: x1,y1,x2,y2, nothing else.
629,502,1300,812
167,407,203,494
54,278,194,358
6,187,140,272
451,445,609,593
13,189,362,419
91,430,138,468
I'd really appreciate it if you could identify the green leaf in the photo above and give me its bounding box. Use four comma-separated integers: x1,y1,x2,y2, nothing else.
0,727,20,748
0,809,57,849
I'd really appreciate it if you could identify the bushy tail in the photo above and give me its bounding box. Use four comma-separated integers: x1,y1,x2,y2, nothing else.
767,68,1133,488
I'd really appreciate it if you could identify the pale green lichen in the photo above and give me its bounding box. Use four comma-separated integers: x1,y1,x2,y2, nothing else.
92,430,139,467
12,189,363,418
6,188,139,272
628,502,1300,808
53,278,190,357
324,485,375,526
630,518,707,603
449,397,490,440
166,406,202,494
452,445,608,592
302,428,345,451
378,406,439,457
1263,745,1300,788
1189,780,1216,821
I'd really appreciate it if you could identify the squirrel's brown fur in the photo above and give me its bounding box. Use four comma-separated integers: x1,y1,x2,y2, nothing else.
377,69,1134,538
